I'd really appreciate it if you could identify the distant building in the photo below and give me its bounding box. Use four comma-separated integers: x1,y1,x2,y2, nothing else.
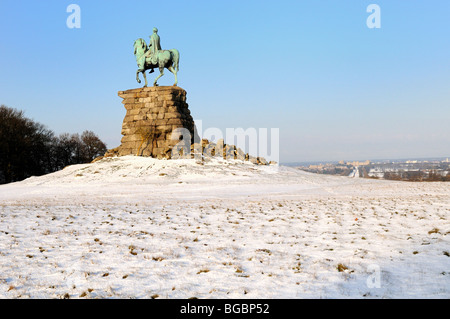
346,160,370,166
308,164,324,170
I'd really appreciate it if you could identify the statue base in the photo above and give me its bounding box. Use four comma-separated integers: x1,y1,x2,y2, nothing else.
109,86,198,159
100,86,273,165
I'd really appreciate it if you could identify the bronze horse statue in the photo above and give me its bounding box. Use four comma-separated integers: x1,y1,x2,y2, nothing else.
133,38,180,87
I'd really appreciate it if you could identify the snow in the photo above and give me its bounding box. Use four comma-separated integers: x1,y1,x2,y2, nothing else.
349,167,359,178
0,155,449,299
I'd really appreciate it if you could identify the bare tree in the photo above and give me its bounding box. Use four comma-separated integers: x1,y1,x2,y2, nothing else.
80,130,107,162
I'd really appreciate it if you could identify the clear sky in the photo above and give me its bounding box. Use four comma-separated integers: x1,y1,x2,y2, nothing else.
0,0,449,163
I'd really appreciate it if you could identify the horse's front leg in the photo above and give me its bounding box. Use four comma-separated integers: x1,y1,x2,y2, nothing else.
153,68,164,87
136,69,142,84
142,71,148,87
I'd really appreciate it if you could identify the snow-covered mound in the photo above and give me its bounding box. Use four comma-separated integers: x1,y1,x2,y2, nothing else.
21,155,290,185
1,155,370,203
0,156,449,299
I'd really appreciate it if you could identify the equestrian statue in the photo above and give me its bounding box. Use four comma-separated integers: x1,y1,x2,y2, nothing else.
133,28,180,87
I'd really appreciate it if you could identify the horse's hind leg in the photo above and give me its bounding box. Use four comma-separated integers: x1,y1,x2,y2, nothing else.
168,66,178,87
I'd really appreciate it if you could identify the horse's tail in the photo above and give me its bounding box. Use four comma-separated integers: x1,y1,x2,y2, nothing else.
171,49,180,72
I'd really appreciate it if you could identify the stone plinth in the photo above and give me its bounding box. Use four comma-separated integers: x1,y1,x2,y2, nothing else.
114,86,198,159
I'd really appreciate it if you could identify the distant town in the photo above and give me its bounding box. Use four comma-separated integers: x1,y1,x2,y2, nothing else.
289,158,450,182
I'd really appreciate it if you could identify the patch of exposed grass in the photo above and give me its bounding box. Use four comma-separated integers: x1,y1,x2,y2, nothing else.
197,269,210,275
428,228,440,235
337,264,348,272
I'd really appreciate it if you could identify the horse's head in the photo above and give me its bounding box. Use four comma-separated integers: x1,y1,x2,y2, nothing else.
133,38,147,56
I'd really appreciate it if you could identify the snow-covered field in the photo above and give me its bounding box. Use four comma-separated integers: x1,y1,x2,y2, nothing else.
0,156,449,299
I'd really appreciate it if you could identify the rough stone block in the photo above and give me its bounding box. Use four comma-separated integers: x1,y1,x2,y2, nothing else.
167,118,183,125
165,112,182,119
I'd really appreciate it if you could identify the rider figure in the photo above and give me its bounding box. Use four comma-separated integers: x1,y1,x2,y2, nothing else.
146,27,161,74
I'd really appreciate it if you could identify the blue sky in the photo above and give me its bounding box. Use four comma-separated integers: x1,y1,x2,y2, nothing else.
0,0,449,162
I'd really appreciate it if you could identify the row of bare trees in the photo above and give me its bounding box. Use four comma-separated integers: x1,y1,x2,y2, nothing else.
0,105,107,184
384,170,450,182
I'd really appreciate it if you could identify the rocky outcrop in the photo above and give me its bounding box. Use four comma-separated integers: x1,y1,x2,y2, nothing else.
190,139,275,165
